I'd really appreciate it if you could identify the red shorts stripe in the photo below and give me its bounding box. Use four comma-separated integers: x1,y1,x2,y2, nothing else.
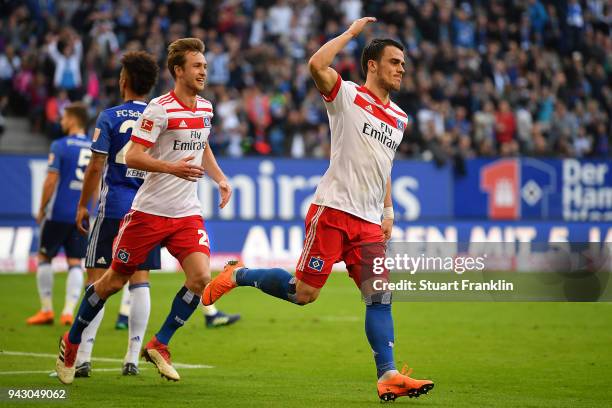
297,205,325,271
112,210,133,257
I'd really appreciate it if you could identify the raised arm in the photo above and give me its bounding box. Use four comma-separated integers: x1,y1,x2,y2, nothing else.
46,39,61,63
308,17,376,95
125,142,205,182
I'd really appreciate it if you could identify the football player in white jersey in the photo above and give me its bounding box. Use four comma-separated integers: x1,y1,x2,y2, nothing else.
56,38,232,384
203,18,434,401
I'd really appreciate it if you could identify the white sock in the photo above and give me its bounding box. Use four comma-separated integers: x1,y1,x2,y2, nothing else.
201,304,218,316
118,283,131,317
75,306,105,366
124,284,150,366
62,266,84,315
378,370,400,382
36,262,54,312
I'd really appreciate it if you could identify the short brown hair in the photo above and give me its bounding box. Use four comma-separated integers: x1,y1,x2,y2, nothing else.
361,38,404,79
64,102,88,128
167,38,205,79
121,51,159,96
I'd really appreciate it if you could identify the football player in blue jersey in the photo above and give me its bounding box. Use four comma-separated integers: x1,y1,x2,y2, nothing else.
73,51,239,377
27,102,92,327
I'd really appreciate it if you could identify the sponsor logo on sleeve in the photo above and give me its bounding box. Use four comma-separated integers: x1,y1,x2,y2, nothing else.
140,119,154,132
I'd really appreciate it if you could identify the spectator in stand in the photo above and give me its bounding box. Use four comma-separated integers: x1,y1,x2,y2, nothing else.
550,101,580,147
267,0,293,38
495,100,516,147
473,100,496,145
46,29,83,100
244,85,272,155
0,44,19,114
453,3,475,50
528,0,548,46
205,41,230,89
0,1,608,160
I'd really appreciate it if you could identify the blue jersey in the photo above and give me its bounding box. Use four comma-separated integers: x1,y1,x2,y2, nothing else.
91,100,148,219
47,134,92,222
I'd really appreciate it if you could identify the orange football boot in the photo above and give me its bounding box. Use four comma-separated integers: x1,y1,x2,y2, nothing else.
26,310,54,325
202,260,244,305
60,314,73,326
377,365,434,402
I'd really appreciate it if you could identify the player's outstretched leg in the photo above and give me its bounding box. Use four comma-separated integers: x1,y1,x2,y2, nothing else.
55,269,127,384
123,281,150,375
203,261,301,305
142,286,200,381
363,291,434,401
201,303,241,328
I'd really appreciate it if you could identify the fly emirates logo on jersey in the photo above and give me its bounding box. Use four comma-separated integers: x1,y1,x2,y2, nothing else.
170,116,211,151
361,121,400,151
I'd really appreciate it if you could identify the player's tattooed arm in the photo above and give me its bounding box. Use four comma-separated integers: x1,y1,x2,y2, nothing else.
202,143,232,208
308,17,376,95
76,152,106,234
37,171,59,224
125,142,205,182
382,176,394,241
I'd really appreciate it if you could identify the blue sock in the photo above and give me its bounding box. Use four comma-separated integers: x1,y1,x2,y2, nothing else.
235,267,297,303
365,303,396,378
69,285,106,344
155,286,200,345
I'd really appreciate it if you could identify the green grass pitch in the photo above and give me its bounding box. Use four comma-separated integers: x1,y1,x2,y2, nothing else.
0,272,611,407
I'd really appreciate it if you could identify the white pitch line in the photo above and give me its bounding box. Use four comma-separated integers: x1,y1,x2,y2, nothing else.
0,350,213,369
0,368,154,376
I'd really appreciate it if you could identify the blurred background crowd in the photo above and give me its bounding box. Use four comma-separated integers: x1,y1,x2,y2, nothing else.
0,0,610,163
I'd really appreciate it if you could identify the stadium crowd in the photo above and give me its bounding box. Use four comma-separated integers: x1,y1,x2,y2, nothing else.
0,0,610,162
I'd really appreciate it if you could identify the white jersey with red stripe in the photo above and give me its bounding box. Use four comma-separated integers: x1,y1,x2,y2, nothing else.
130,90,213,218
313,75,408,225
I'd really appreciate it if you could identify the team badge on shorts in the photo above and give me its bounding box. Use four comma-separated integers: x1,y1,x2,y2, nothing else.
308,256,324,272
117,248,130,263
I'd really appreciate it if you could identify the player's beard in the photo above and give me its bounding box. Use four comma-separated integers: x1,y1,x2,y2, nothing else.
187,78,205,94
378,75,400,93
